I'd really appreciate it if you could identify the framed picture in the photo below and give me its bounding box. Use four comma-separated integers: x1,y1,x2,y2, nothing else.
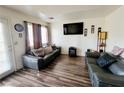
84,28,87,37
91,25,95,34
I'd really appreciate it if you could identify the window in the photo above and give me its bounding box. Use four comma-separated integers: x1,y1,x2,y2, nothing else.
41,26,48,45
27,23,34,49
26,21,49,50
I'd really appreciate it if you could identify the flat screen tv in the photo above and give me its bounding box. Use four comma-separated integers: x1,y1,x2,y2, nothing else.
63,22,83,35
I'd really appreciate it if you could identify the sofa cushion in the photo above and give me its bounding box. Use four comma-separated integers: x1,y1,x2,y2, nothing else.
111,46,124,56
86,51,100,58
86,57,97,65
93,69,124,87
44,46,53,55
108,58,124,76
96,52,117,69
43,49,59,65
88,64,108,74
52,45,57,50
87,63,110,86
31,48,45,57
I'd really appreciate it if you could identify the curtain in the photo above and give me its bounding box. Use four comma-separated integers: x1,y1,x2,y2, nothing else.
38,24,42,47
47,26,51,44
32,23,41,49
24,21,41,52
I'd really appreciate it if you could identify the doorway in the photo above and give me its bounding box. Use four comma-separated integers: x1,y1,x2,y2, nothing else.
0,18,15,79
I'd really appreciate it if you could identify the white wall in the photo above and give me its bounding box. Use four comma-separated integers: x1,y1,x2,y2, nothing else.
51,17,105,56
1,5,123,69
0,6,48,70
51,6,124,57
105,6,124,56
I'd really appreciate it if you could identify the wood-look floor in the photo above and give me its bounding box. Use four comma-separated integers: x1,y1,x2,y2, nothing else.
0,55,91,87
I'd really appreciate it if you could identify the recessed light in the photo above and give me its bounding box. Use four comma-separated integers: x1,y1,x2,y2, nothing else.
49,17,54,19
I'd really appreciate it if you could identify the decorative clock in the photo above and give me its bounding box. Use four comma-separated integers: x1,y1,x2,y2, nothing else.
14,24,24,32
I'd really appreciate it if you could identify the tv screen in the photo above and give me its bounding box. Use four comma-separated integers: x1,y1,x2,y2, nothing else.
63,22,83,35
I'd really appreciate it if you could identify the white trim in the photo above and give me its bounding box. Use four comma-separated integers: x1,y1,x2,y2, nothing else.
0,17,16,79
7,18,17,71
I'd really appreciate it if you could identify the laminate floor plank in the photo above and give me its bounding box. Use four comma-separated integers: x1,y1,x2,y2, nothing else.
0,55,91,87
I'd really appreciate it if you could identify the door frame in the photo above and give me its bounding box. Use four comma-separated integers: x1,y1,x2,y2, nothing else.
0,17,16,79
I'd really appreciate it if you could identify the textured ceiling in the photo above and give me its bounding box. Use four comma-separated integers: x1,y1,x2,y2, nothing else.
3,5,121,22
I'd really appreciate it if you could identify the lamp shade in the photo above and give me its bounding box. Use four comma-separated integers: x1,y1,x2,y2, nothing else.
98,32,107,40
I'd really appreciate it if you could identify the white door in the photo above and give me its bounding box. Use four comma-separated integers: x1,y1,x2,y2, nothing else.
0,18,15,79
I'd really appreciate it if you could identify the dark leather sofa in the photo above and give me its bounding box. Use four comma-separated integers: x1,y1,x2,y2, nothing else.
85,52,124,87
22,47,61,70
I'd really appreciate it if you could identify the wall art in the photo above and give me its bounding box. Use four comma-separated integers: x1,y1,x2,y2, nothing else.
91,25,95,34
98,27,102,32
84,28,87,37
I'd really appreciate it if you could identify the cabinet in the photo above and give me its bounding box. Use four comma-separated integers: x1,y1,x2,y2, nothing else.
69,47,77,57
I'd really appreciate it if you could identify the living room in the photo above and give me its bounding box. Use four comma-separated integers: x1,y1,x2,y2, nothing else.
0,1,124,90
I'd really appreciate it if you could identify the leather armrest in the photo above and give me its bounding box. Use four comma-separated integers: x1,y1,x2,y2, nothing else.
22,54,44,70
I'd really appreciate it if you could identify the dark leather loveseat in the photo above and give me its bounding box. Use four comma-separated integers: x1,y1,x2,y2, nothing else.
23,47,61,70
85,52,124,87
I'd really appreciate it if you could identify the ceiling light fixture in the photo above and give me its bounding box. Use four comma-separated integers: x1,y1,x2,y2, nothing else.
49,17,54,19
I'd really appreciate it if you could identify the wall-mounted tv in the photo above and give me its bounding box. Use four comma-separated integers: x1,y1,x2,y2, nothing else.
63,22,83,35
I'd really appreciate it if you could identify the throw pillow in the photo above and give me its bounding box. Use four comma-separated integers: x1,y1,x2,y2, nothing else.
52,45,57,50
108,59,124,76
86,51,100,58
31,48,45,57
111,46,124,56
44,46,53,55
96,52,117,69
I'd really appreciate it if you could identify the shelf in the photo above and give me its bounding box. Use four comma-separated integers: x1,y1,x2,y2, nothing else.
97,31,107,52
